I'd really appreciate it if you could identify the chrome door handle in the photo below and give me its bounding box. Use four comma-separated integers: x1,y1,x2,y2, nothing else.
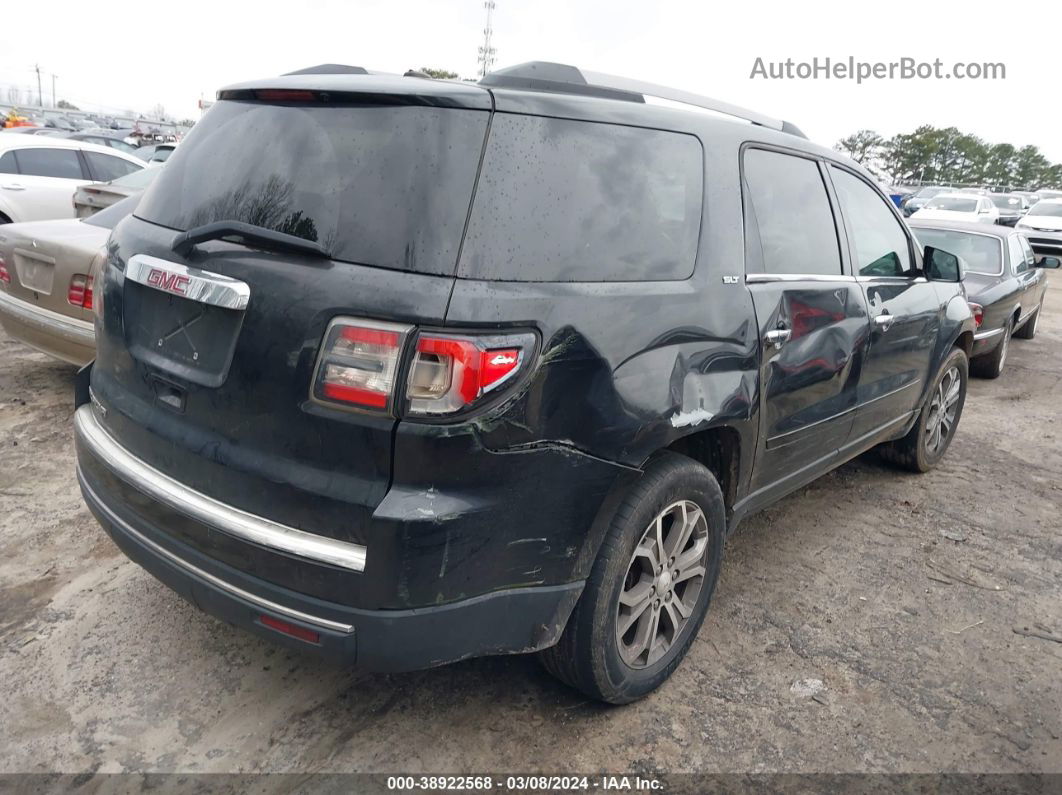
874,313,895,332
765,328,792,349
1,182,25,191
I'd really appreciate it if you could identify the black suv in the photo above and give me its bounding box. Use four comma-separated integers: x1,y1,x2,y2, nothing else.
75,62,975,703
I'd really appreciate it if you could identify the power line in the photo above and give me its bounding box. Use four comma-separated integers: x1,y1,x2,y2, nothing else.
477,0,497,78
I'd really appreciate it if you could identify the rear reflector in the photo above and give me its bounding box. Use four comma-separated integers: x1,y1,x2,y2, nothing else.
68,274,94,309
259,614,320,644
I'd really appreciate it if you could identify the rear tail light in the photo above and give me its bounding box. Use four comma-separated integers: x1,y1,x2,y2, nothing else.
67,274,93,309
311,318,412,413
968,302,984,328
407,334,527,415
0,256,9,284
311,317,535,418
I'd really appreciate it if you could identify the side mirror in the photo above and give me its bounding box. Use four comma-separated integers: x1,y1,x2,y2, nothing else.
1035,255,1061,269
924,246,965,282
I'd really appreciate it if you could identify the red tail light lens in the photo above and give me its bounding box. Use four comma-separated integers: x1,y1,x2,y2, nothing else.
406,332,533,416
310,318,535,418
0,256,9,284
311,318,412,414
968,302,984,328
67,274,93,309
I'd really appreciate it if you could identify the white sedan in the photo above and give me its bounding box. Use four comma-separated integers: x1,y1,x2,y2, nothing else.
911,192,1000,225
0,135,144,224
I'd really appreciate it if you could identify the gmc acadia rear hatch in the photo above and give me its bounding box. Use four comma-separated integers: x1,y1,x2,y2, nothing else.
87,77,491,604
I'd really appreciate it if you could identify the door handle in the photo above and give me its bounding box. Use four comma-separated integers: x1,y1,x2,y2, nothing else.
764,328,792,349
874,313,895,332
1,182,25,191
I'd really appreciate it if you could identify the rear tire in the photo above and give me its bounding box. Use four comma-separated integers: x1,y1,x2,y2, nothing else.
970,319,1011,379
539,452,725,704
879,347,968,473
1014,302,1040,340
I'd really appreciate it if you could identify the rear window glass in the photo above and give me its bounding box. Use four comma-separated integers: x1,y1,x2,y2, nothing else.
135,100,489,275
913,228,1002,275
459,115,703,282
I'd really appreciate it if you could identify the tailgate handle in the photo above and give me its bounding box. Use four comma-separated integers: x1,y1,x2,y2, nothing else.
126,254,250,310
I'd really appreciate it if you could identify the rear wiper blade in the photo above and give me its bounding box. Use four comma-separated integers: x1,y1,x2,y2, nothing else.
171,220,328,258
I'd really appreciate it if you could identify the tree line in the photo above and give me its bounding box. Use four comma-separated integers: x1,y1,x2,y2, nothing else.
835,126,1062,190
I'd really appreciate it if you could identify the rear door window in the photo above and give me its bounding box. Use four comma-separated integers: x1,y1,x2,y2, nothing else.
85,151,141,181
13,147,84,179
458,114,703,282
136,99,489,275
743,149,842,276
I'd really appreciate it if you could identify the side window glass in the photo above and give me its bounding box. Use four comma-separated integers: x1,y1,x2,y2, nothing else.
743,149,842,276
84,152,141,182
0,151,17,174
829,166,914,277
1010,236,1030,273
1018,236,1036,271
13,148,84,179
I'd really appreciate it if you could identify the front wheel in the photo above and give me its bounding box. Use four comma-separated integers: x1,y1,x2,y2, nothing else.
879,347,968,473
539,452,725,704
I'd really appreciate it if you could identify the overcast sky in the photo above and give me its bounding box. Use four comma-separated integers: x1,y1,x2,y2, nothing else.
3,0,1059,161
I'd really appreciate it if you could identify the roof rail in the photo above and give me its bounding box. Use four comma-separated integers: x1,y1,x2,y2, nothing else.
480,61,806,138
283,64,369,76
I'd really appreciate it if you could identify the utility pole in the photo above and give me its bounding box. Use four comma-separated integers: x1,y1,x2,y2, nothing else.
51,74,57,108
34,64,43,107
477,0,497,78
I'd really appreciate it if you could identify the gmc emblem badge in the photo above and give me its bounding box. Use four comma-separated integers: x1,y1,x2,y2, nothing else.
147,268,191,296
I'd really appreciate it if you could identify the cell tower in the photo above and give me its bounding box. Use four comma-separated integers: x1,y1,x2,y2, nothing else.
477,0,497,78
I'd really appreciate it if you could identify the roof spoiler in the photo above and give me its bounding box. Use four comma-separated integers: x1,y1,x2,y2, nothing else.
480,61,807,138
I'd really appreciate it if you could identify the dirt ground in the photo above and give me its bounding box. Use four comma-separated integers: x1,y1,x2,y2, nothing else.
1,283,1060,780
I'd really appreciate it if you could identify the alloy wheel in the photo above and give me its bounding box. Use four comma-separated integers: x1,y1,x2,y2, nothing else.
616,500,709,669
924,365,962,454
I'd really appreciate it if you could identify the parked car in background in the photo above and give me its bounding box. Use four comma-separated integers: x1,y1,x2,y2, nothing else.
901,185,947,216
1,127,60,136
0,137,144,224
62,131,140,155
911,192,999,224
75,62,974,705
911,221,1056,377
1034,189,1062,202
1016,198,1062,257
133,142,177,166
73,166,159,217
0,195,139,364
989,193,1029,226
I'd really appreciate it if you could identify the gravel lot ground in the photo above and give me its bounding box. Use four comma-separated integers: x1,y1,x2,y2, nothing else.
1,282,1060,780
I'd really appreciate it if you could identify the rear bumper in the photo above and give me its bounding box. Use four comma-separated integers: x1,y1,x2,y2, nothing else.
74,403,590,670
0,289,94,365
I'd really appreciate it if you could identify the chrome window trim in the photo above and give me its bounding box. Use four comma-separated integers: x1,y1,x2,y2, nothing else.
126,254,251,310
74,404,368,573
78,471,355,635
856,275,927,283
